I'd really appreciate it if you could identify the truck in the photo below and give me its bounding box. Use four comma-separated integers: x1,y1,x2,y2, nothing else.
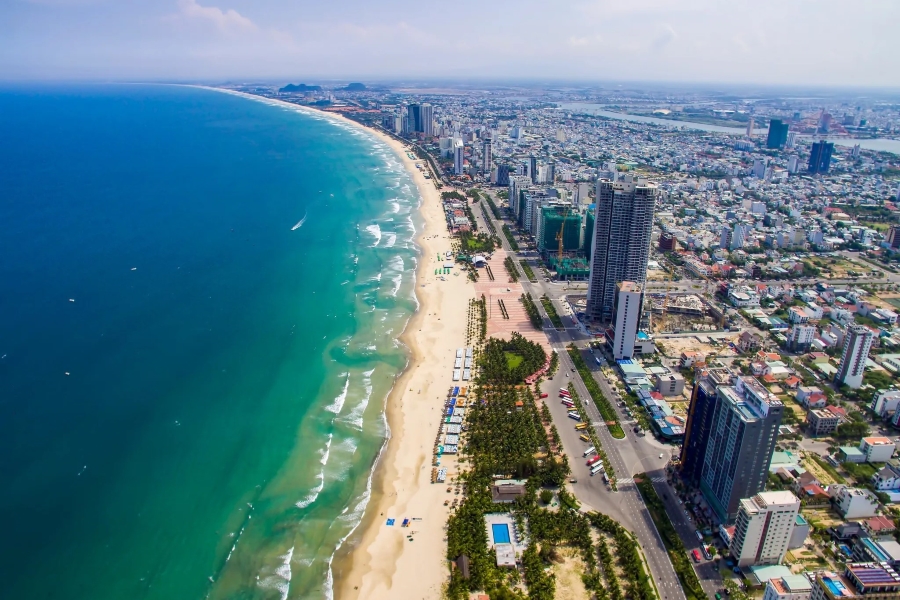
583,446,596,457
590,463,604,476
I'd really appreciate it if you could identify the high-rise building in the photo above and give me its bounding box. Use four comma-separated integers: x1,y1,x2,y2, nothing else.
420,103,434,136
835,324,875,389
612,282,644,360
481,137,492,174
720,226,733,249
808,141,834,174
747,117,755,138
786,131,798,149
496,164,511,187
586,176,657,322
766,119,790,149
787,325,816,352
787,155,800,174
753,158,768,179
681,367,734,486
407,104,421,134
453,139,464,175
700,376,784,522
730,491,801,567
888,225,900,249
508,175,531,220
529,156,538,184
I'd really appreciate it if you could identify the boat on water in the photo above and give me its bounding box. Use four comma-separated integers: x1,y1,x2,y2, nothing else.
291,213,308,231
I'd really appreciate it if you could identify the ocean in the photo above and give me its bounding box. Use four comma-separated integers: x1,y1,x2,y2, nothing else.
0,84,420,599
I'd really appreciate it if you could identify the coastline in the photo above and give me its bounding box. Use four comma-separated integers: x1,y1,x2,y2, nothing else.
197,87,466,598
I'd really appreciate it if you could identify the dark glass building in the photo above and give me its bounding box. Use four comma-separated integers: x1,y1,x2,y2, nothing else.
808,140,834,174
766,119,789,149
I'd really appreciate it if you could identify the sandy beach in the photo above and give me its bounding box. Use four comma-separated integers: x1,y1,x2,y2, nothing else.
327,123,473,600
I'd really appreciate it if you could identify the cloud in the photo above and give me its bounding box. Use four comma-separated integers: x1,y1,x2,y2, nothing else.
177,0,256,32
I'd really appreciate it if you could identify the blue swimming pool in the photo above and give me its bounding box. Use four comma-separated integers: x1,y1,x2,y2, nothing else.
492,523,511,544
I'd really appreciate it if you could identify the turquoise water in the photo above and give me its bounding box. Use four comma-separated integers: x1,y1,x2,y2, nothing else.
0,85,420,599
491,523,511,544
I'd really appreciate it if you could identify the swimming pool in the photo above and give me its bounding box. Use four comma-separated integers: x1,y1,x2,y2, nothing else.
492,523,511,545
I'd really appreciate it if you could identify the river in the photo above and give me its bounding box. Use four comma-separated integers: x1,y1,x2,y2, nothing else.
557,103,900,155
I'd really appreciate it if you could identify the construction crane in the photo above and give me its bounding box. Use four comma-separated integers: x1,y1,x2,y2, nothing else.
555,208,570,279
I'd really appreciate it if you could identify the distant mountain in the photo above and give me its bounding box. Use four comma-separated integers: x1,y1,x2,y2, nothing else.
342,83,367,91
279,83,322,93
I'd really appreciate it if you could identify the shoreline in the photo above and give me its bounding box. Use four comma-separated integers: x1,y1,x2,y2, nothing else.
196,87,463,599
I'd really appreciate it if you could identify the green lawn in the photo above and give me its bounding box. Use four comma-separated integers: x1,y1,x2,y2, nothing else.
505,351,524,370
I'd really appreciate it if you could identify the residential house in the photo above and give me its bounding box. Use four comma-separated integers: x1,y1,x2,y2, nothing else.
830,485,881,519
860,437,896,463
872,464,900,491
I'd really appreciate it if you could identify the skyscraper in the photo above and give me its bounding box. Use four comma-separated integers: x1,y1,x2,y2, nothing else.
481,137,492,174
612,282,643,360
529,156,537,184
808,140,834,174
420,103,434,136
586,176,657,322
746,117,755,138
453,139,464,175
835,324,875,389
766,119,790,149
407,104,421,134
700,376,783,522
681,367,734,486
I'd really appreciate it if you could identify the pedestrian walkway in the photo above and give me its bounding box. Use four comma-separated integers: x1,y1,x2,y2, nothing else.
616,477,666,485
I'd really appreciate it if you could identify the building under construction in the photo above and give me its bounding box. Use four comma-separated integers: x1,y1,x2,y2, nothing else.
546,256,590,281
648,293,722,334
536,205,581,256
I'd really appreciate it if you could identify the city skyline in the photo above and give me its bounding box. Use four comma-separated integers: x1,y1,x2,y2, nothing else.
2,0,900,87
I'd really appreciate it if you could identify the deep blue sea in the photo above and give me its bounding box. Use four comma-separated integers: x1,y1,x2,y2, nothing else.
0,85,420,599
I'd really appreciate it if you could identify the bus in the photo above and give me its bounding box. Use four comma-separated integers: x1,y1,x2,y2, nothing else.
575,423,588,430
602,473,609,484
579,434,591,443
583,446,596,456
561,399,575,408
558,388,570,397
586,455,601,466
590,463,604,475
568,413,581,421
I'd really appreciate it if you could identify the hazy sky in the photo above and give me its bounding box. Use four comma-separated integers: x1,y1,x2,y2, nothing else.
2,0,899,86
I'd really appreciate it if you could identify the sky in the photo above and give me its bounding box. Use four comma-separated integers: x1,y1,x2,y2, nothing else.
2,0,900,87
